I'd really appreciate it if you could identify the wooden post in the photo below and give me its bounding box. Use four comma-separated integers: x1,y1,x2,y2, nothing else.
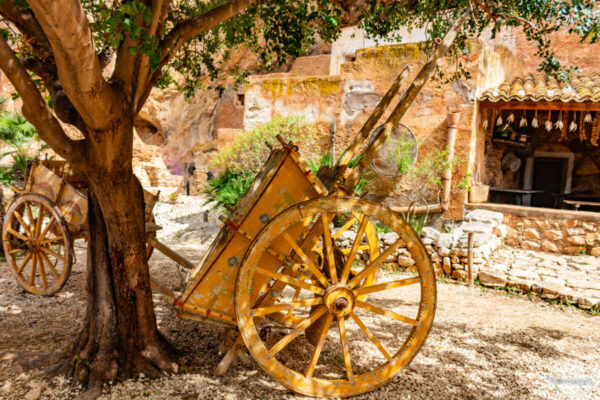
467,232,474,286
442,112,459,213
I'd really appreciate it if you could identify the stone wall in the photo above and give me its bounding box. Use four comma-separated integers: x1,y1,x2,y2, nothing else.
503,211,600,256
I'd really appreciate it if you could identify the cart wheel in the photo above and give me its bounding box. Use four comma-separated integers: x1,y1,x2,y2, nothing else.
2,193,73,295
235,196,436,398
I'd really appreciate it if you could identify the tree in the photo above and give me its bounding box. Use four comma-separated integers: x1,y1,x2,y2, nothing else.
0,0,596,397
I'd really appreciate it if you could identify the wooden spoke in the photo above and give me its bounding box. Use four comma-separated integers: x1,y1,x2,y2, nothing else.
42,246,65,263
8,228,29,243
337,316,353,380
40,237,64,246
287,287,302,317
29,252,37,286
305,313,334,378
355,300,418,326
34,204,44,238
250,297,323,317
320,213,337,283
340,216,369,284
281,232,329,288
341,245,369,254
315,215,358,253
38,253,48,289
9,248,25,255
353,277,421,296
332,216,358,240
39,251,60,279
25,203,35,230
269,306,327,356
350,312,391,361
13,211,33,238
38,218,56,242
348,238,404,289
16,252,33,275
255,267,325,295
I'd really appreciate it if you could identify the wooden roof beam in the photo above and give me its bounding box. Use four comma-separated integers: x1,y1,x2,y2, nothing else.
479,100,600,111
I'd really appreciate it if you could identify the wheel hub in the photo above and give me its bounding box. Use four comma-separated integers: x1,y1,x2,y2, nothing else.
324,285,355,317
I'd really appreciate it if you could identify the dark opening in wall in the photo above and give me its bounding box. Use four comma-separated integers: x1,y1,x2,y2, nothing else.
236,93,245,106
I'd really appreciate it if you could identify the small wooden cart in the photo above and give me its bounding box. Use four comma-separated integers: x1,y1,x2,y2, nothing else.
1,159,159,295
2,14,466,397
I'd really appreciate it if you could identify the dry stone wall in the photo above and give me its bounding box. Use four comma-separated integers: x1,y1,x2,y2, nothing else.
502,212,600,256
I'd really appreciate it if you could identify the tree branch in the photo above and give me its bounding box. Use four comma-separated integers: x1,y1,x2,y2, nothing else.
135,0,256,110
0,1,89,135
27,0,124,130
471,0,537,30
0,37,84,163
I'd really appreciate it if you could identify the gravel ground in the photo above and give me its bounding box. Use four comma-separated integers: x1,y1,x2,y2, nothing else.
0,197,599,400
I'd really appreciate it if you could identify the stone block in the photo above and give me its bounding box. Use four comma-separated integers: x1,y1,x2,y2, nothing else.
464,209,503,226
420,227,440,242
493,224,507,238
566,227,585,235
564,246,585,255
507,278,532,292
442,258,452,275
478,271,507,288
541,240,559,253
452,269,467,280
523,228,540,240
452,263,465,270
437,233,453,249
509,269,538,281
542,284,566,297
397,255,416,267
521,241,541,250
421,237,434,245
461,222,492,234
505,225,519,240
581,222,595,231
577,297,595,310
585,232,600,246
451,256,460,264
382,232,400,245
438,247,451,257
430,252,440,262
590,247,600,257
490,263,509,272
543,230,563,240
567,236,585,246
531,284,543,294
425,245,435,255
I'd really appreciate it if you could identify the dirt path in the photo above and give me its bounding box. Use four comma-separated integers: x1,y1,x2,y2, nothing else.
0,216,599,399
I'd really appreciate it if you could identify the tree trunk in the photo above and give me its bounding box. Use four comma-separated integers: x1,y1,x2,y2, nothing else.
65,124,177,393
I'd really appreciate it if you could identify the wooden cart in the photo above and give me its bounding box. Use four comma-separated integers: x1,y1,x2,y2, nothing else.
1,159,159,295
2,14,466,397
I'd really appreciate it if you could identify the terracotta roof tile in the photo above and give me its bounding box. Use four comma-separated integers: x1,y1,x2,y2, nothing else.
480,72,600,103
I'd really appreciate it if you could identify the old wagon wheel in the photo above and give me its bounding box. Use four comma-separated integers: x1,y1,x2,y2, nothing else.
235,196,436,397
2,193,73,295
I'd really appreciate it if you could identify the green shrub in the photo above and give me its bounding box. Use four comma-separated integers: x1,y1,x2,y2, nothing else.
203,170,254,210
210,116,317,173
0,112,38,186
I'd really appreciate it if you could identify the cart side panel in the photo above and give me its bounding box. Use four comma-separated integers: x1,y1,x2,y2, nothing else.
179,148,325,321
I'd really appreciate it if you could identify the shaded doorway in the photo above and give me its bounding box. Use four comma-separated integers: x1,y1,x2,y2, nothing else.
531,158,567,207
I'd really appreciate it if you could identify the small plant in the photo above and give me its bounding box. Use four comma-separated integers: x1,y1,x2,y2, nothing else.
375,222,393,234
203,169,254,210
576,247,587,256
168,191,178,203
309,150,372,197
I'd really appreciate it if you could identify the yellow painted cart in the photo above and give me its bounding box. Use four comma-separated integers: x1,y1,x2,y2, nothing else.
154,14,467,396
